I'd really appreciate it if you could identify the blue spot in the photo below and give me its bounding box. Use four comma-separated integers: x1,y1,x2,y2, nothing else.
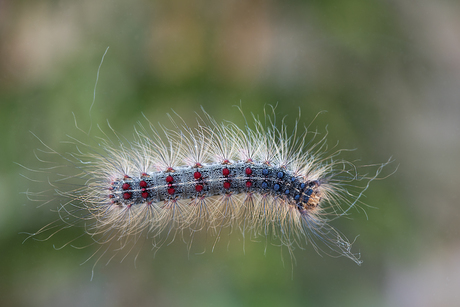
262,169,269,176
291,177,296,182
306,189,313,196
294,194,300,201
285,189,290,195
300,183,306,189
277,171,284,179
303,195,310,202
261,182,268,189
273,184,280,191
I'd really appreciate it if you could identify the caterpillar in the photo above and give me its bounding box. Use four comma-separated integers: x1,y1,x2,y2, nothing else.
23,106,390,274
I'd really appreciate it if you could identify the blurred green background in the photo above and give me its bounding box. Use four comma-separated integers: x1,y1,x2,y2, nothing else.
1,0,460,306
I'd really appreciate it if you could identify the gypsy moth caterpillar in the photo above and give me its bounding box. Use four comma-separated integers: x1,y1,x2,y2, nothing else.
21,105,391,277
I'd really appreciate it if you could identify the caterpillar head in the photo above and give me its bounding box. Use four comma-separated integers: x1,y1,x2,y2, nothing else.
299,180,322,211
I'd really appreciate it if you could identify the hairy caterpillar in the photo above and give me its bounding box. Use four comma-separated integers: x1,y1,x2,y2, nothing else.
22,106,390,276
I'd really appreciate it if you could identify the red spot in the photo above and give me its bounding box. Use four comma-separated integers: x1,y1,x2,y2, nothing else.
222,168,230,176
139,180,148,188
195,184,203,192
223,159,230,164
194,172,202,179
246,181,252,188
141,173,149,177
166,175,174,183
245,167,252,175
141,188,146,192
166,167,174,172
123,192,132,199
168,188,175,195
122,183,130,190
124,175,130,179
141,192,149,198
223,181,231,189
108,194,114,198
195,163,202,168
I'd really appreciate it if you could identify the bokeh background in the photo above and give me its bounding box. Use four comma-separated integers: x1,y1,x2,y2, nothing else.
1,0,460,306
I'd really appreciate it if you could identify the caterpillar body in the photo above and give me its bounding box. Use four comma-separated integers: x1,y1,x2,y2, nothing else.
24,108,389,271
113,162,321,215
